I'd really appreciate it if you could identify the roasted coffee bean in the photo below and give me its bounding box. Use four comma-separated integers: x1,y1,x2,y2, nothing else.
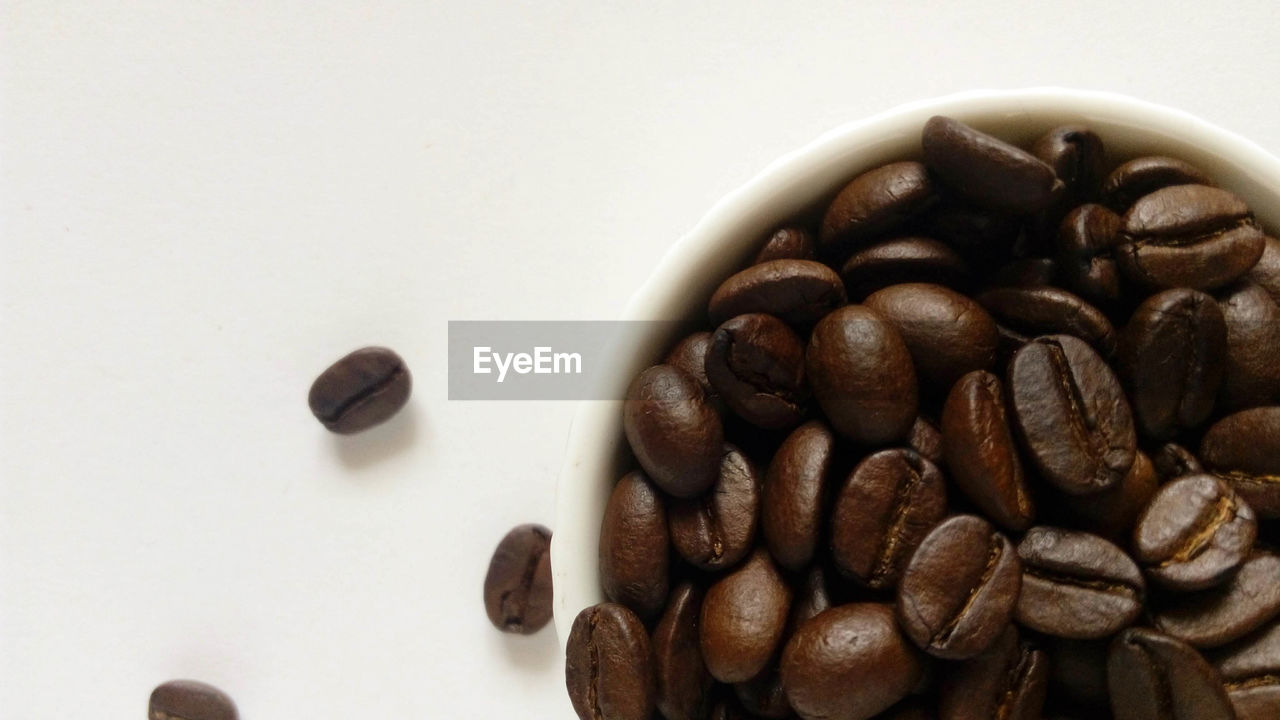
820,161,938,257
1056,204,1125,307
1248,236,1280,303
733,672,791,720
566,603,656,720
669,445,760,571
307,346,411,434
701,548,793,683
1015,526,1145,639
907,415,944,468
897,515,1022,659
624,364,724,498
652,583,714,720
864,283,999,391
705,314,808,429
988,256,1058,288
1155,551,1280,648
1117,288,1228,439
1101,155,1214,212
1031,125,1106,208
806,305,918,445
1218,282,1280,410
1106,627,1235,720
781,604,924,720
709,260,848,329
831,449,948,590
1209,620,1280,720
1008,335,1136,495
665,331,716,398
1045,637,1111,711
1133,473,1257,592
483,523,553,634
755,226,817,264
942,371,1035,531
977,286,1116,356
921,116,1063,215
1060,450,1158,543
1117,184,1267,291
1153,442,1205,481
1202,406,1280,518
599,471,669,619
840,237,970,300
762,420,835,571
939,625,1049,720
149,680,238,720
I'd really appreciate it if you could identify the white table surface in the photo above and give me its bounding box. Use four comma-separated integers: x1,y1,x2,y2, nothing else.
3,1,1279,717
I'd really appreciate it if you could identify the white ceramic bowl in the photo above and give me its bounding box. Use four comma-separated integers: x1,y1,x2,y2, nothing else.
550,87,1280,647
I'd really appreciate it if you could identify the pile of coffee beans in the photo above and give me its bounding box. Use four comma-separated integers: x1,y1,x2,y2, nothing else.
568,116,1280,720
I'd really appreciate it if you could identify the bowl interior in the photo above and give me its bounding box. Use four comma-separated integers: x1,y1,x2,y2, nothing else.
550,87,1280,647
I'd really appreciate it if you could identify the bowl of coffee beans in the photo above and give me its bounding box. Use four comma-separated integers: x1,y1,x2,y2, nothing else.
551,87,1280,720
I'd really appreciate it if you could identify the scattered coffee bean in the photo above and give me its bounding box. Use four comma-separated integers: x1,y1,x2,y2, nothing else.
939,625,1048,720
149,680,238,720
706,313,809,429
942,370,1035,531
977,285,1116,356
922,116,1064,214
1032,125,1106,209
1201,406,1280,518
483,524,553,634
709,259,848,328
819,161,937,257
1101,155,1214,212
864,283,999,391
623,364,723,498
1154,550,1280,648
566,603,655,720
700,548,793,683
754,226,817,264
1218,281,1280,410
307,346,411,434
1015,526,1144,639
1133,474,1257,592
599,471,669,619
840,236,970,300
664,331,716,398
669,445,761,571
762,420,835,571
1107,627,1235,720
1209,619,1280,720
652,583,713,720
1056,203,1125,307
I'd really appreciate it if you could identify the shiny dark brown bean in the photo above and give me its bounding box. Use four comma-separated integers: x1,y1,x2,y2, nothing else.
665,331,715,398
1218,282,1280,411
840,237,970,300
483,524,553,634
1106,627,1234,720
709,259,848,329
1209,620,1280,720
754,226,817,264
1015,527,1145,639
1056,204,1125,307
1117,288,1228,439
149,680,238,720
831,449,948,590
1133,474,1257,592
1060,450,1158,543
1153,442,1204,481
307,346,411,434
977,286,1116,356
806,305,919,445
1248,236,1280,303
599,472,669,619
669,445,760,571
1101,155,1214,212
864,283,999,391
1154,551,1280,649
566,603,656,720
781,604,924,720
939,625,1049,720
762,420,835,571
820,161,938,257
701,549,793,683
624,364,724,498
1031,125,1106,208
896,515,1022,659
941,371,1035,531
1008,335,1136,495
1202,406,1280,518
1117,184,1267,291
652,583,713,720
705,313,808,429
907,415,944,467
921,116,1063,214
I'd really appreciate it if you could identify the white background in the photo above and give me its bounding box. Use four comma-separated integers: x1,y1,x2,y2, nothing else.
3,2,1280,717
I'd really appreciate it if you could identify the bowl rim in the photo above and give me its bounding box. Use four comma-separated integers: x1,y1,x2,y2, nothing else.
550,86,1280,647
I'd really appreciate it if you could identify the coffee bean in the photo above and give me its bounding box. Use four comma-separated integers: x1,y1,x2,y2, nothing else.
599,471,669,619
1218,282,1280,411
977,286,1116,356
669,445,761,571
566,603,656,720
1209,619,1280,720
1056,204,1125,307
652,583,713,720
733,568,831,720
483,524,553,634
864,283,999,391
754,226,817,264
907,415,945,468
820,161,937,257
1153,442,1205,482
762,420,835,571
1118,184,1267,291
701,548,793,683
806,305,918,445
1133,474,1258,592
1059,450,1158,543
1015,526,1145,639
307,346,411,434
989,256,1059,288
1107,627,1234,720
1008,335,1136,495
780,604,924,720
149,680,238,720
939,625,1049,720
1155,551,1280,648
709,260,848,329
1248,236,1280,304
921,116,1063,215
1202,406,1280,518
705,314,809,429
1101,155,1214,212
920,201,1022,262
624,364,724,498
942,371,1035,531
665,331,716,398
1045,637,1111,712
1117,288,1228,439
897,514,1022,659
840,237,970,300
831,449,948,590
1031,125,1106,208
